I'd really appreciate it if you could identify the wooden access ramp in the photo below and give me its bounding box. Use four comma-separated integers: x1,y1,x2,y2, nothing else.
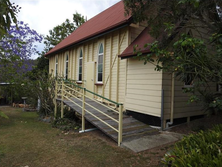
54,80,159,145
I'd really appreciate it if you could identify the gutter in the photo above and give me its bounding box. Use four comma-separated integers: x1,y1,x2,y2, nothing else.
166,72,175,128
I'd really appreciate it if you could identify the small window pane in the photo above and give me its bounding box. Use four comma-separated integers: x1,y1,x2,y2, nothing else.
80,50,83,58
79,74,82,81
55,64,58,76
66,55,68,61
185,75,193,85
98,55,103,64
98,64,103,72
79,66,82,73
99,44,103,54
79,59,82,66
98,73,102,82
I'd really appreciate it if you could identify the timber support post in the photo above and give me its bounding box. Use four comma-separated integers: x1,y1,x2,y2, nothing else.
54,80,58,118
118,104,123,146
82,88,86,132
61,80,64,118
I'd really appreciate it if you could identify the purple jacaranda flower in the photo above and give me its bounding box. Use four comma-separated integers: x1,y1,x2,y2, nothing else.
0,21,43,81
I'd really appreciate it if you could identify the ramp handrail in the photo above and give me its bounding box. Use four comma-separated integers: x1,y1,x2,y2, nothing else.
54,79,123,146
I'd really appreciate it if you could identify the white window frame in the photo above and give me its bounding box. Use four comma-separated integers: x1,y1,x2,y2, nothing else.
64,53,69,80
78,49,83,82
55,55,58,77
97,43,103,83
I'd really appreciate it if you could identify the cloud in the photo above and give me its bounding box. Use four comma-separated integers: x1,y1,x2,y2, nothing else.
13,0,120,58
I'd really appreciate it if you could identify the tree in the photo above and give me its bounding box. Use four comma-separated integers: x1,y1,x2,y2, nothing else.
44,12,86,52
124,0,222,113
0,0,20,38
0,0,20,119
21,12,86,117
0,21,43,82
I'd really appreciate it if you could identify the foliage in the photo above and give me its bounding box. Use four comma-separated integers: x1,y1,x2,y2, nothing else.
29,55,49,79
0,21,43,82
44,12,85,52
52,118,80,131
124,0,222,40
124,0,222,112
52,107,80,131
0,0,20,37
25,72,55,116
2,69,55,116
164,124,222,167
0,111,8,119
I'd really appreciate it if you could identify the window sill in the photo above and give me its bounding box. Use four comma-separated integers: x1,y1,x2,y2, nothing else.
76,81,82,84
95,83,103,86
182,85,194,89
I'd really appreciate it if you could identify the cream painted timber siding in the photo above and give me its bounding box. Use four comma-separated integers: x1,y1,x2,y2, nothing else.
48,56,54,75
125,57,163,117
48,27,128,104
162,73,205,120
130,22,146,43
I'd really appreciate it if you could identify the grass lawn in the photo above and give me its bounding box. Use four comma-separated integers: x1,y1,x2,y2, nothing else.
0,106,169,167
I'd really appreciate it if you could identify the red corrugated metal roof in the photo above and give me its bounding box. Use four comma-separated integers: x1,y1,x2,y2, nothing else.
119,27,155,58
45,1,131,57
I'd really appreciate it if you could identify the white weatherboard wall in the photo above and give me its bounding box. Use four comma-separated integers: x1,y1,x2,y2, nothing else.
125,58,163,117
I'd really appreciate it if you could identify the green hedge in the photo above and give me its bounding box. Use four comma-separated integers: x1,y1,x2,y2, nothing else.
164,124,222,167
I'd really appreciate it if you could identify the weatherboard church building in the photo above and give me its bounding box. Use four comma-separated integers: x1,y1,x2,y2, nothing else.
45,1,208,128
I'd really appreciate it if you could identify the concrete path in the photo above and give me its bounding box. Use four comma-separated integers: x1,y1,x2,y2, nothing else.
121,131,184,152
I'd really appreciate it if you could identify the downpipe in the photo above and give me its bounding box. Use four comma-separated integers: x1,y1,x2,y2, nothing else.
166,72,175,128
161,89,164,131
79,128,98,133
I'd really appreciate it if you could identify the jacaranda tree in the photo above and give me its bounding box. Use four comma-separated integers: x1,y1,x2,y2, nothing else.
0,21,43,82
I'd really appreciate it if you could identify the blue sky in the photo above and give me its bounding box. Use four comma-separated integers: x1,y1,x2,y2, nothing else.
13,0,120,59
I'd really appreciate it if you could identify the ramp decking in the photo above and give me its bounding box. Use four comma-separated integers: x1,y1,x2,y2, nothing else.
57,97,159,143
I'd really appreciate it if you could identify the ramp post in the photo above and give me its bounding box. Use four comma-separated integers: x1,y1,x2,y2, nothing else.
54,80,58,118
82,88,86,132
118,104,123,146
61,80,64,118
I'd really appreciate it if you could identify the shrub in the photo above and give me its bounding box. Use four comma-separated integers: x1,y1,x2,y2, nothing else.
164,124,222,167
52,118,80,131
52,107,80,131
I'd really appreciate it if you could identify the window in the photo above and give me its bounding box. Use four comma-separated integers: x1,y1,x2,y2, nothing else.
97,43,103,83
78,49,83,81
183,31,194,87
184,74,194,87
217,84,222,92
55,55,58,77
65,54,69,80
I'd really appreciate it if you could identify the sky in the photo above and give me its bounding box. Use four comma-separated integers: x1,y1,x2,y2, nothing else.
13,0,120,59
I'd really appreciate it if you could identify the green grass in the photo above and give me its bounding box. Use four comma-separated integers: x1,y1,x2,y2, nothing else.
0,107,156,167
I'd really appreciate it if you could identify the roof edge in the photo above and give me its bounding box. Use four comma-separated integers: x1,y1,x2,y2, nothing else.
45,19,131,57
119,50,151,59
